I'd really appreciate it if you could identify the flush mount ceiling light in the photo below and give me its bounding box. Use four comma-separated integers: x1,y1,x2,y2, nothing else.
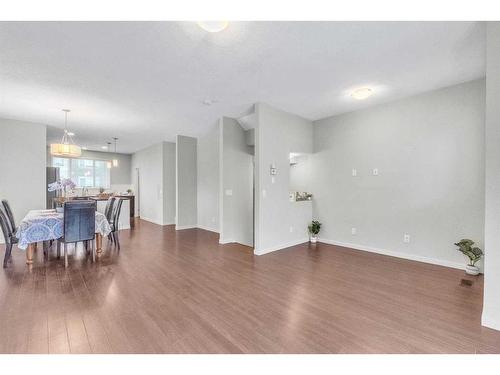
197,21,229,33
351,87,373,100
50,109,82,157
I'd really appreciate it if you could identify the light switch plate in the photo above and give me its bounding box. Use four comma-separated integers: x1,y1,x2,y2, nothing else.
373,168,379,176
404,234,410,243
225,189,233,196
352,168,357,177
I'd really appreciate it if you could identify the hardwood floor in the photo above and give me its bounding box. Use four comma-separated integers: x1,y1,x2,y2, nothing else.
1,218,500,353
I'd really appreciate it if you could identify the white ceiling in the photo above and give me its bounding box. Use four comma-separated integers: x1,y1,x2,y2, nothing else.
0,21,485,153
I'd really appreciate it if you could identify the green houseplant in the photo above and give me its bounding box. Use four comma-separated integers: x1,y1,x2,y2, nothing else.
308,220,322,243
454,239,483,275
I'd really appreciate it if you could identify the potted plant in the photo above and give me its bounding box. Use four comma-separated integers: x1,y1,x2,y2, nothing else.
454,239,483,275
308,220,321,243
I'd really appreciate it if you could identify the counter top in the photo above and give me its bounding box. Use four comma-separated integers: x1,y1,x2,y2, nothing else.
84,195,134,201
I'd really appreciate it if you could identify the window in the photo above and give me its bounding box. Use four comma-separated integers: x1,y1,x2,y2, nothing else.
52,157,110,188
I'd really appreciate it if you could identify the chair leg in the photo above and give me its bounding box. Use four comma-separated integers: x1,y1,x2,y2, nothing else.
57,241,61,259
108,233,114,243
114,231,120,250
92,239,95,263
64,243,68,268
3,243,12,268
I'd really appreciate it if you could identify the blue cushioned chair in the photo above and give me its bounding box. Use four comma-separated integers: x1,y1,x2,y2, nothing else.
58,200,96,268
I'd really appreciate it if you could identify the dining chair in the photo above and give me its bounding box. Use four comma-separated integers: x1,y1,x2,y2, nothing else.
1,199,17,235
0,208,17,268
109,198,124,250
104,197,116,243
104,197,116,222
58,200,96,268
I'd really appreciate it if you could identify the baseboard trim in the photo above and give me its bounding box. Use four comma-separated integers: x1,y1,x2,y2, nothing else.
138,216,163,226
219,238,234,244
197,225,219,234
254,238,309,256
175,225,197,230
482,314,500,331
319,238,466,271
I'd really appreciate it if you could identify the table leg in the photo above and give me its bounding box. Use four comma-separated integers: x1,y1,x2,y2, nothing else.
96,233,102,257
26,243,34,265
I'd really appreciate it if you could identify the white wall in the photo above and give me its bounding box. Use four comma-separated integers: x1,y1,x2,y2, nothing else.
197,124,219,232
254,103,313,254
131,142,164,225
176,135,197,229
311,79,486,269
0,118,46,243
162,142,176,225
483,22,500,331
220,117,254,246
290,154,312,192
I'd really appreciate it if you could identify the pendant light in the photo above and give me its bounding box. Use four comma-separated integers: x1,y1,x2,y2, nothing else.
50,109,82,157
112,137,119,167
106,142,112,169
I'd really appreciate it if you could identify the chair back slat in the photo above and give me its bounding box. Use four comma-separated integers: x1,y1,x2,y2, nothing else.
1,200,16,233
104,197,116,222
111,199,124,231
63,200,96,243
0,209,13,246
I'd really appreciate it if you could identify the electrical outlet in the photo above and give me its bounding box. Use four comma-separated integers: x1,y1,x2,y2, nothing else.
351,227,357,235
212,217,216,223
289,226,293,233
352,168,357,177
404,234,410,243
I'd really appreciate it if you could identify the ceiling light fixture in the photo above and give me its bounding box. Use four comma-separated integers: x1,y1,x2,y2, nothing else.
112,137,119,167
351,87,373,100
106,142,112,169
197,21,229,33
50,109,82,157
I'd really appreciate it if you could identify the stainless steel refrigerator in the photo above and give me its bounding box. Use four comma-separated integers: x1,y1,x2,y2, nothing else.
46,167,60,209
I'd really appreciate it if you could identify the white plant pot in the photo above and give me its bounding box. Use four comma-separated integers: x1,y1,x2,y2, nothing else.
465,265,480,275
310,236,318,243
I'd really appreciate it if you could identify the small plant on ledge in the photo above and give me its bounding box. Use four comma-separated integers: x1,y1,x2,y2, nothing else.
308,220,322,243
454,239,483,275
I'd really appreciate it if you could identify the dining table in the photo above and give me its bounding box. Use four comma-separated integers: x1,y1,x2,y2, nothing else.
15,209,112,265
